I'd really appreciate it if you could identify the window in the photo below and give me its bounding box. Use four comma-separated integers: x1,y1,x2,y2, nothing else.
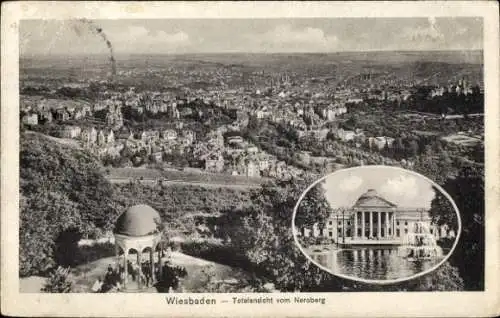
396,229,400,237
347,221,351,226
397,221,400,226
328,231,333,237
338,221,342,226
405,221,408,226
430,229,433,234
404,229,408,234
328,221,332,225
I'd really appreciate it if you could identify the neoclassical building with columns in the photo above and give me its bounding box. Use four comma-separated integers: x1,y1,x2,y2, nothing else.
301,189,453,245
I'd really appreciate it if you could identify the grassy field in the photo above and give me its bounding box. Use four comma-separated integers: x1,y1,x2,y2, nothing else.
24,131,81,148
105,167,268,186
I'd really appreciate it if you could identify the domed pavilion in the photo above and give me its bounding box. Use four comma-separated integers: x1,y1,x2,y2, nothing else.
114,204,163,290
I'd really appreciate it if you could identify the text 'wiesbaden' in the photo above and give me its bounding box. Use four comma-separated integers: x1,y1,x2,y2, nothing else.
165,297,216,305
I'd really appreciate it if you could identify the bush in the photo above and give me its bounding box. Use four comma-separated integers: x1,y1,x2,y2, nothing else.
166,241,182,252
75,242,116,265
155,263,188,292
180,241,258,274
41,266,73,293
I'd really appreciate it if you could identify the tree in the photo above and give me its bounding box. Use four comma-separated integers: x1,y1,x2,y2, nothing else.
429,186,458,231
294,181,332,228
407,139,420,158
441,166,485,290
345,115,358,129
20,133,121,276
470,143,484,163
393,137,405,160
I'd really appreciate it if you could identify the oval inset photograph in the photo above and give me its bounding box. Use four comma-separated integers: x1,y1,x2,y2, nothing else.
292,165,461,284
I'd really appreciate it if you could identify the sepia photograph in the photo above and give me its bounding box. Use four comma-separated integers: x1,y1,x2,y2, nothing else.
18,15,485,293
17,13,485,294
2,1,499,317
293,166,461,283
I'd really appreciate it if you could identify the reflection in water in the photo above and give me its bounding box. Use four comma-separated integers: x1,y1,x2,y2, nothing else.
309,247,448,281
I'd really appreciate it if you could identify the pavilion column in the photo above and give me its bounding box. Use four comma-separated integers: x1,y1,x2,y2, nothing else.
150,249,154,285
137,251,141,289
361,211,366,238
385,211,390,239
115,245,120,275
369,211,373,238
377,211,381,238
157,243,163,281
123,248,128,287
354,212,358,239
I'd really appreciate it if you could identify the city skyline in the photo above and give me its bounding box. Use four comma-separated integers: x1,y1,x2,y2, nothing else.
20,17,483,56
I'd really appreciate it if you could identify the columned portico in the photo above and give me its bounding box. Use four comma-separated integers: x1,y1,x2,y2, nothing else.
369,211,373,238
361,211,366,238
354,211,359,238
336,190,399,243
377,211,381,238
385,211,390,238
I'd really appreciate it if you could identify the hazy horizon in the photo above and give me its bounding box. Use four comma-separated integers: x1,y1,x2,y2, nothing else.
20,48,484,57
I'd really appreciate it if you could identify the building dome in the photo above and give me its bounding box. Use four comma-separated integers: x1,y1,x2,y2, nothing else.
353,189,396,208
359,189,378,199
114,204,161,237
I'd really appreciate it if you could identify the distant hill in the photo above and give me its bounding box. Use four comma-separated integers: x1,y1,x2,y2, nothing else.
21,50,482,88
21,50,483,69
168,50,483,65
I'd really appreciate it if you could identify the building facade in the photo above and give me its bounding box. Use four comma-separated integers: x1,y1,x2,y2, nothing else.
301,189,453,245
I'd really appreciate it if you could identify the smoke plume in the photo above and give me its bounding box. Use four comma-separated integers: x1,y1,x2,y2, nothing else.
78,19,117,78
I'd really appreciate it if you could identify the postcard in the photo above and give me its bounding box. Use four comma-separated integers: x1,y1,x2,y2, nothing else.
2,1,499,317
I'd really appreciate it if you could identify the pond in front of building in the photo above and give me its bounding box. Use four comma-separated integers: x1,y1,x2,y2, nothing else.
308,247,449,281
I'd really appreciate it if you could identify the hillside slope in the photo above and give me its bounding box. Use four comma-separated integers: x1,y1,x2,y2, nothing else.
20,132,121,276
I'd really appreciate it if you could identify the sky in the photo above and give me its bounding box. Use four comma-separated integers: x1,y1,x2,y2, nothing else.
320,167,438,209
20,17,483,56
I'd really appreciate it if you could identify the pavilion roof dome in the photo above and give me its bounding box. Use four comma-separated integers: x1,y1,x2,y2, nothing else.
114,204,161,237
